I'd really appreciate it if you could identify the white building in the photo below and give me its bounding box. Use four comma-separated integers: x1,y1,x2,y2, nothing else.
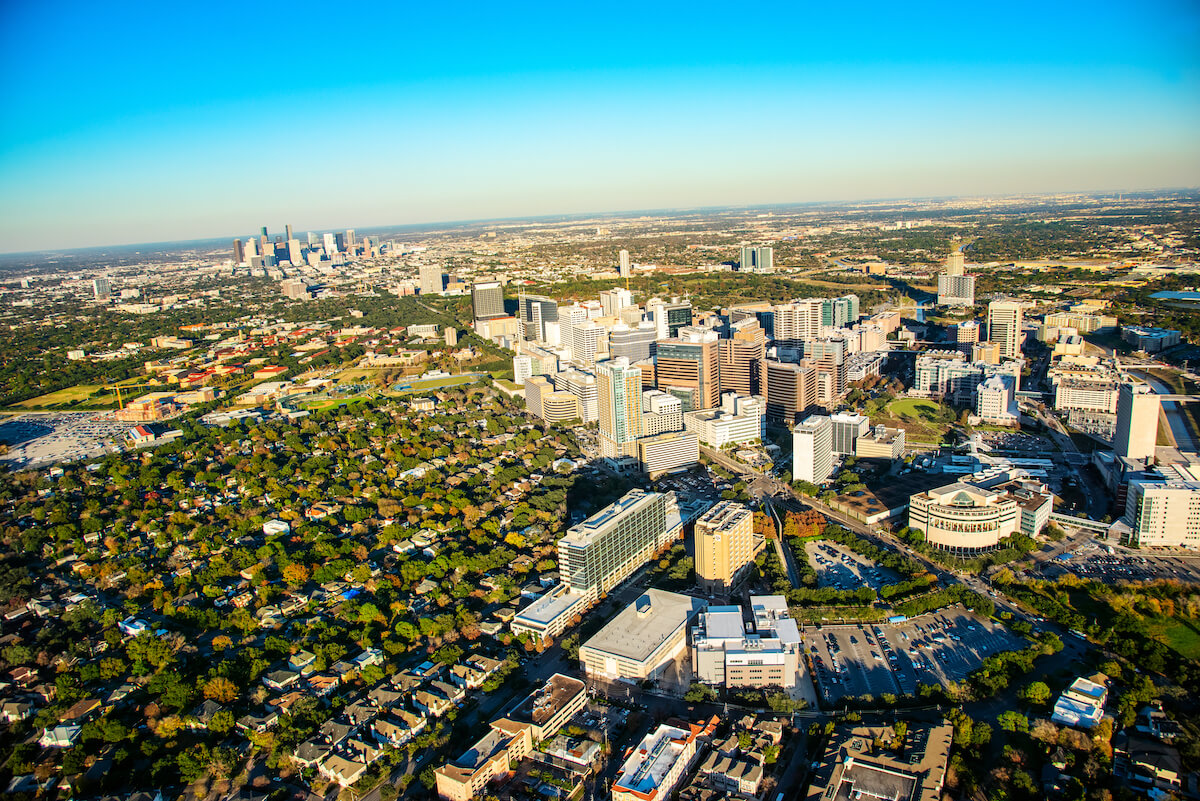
638,431,700,478
793,414,833,484
683,393,765,447
579,590,707,683
691,596,802,689
975,373,1018,425
1123,478,1200,549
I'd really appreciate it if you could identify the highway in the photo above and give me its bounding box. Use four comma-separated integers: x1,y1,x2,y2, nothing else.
1126,368,1198,452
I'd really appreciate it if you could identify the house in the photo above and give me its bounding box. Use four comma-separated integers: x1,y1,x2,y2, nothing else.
318,754,368,787
118,617,150,637
0,701,33,723
262,669,301,692
193,700,224,728
431,680,467,705
39,724,82,748
696,752,764,796
307,673,340,697
352,649,384,670
60,698,101,723
319,718,355,746
9,666,38,688
368,686,406,709
293,739,332,769
288,650,317,673
344,699,379,727
413,690,454,718
236,710,279,733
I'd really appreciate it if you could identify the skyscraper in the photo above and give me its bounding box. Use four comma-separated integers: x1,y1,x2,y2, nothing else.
987,299,1023,360
938,274,976,307
419,264,444,296
717,338,764,397
820,295,860,328
322,232,336,254
232,239,245,264
945,251,965,275
92,278,111,300
518,294,559,342
1113,382,1160,462
740,246,774,273
287,239,302,265
656,339,720,411
610,321,659,363
261,226,269,240
763,360,817,423
346,229,355,250
830,412,869,456
619,249,631,277
772,299,823,351
334,232,346,253
471,281,505,320
596,357,644,458
793,414,833,485
285,224,293,242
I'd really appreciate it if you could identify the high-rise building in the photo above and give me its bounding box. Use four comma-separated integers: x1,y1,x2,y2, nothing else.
518,293,559,342
610,321,658,363
684,393,765,448
334,232,346,252
419,264,444,296
955,320,981,348
346,229,355,250
763,360,817,423
739,246,774,273
287,239,302,265
655,339,719,412
694,501,758,593
945,250,965,276
92,278,111,300
793,414,833,485
820,295,860,328
471,281,505,321
772,300,823,351
285,224,293,242
987,300,1023,360
513,354,533,386
1113,382,1160,461
322,232,336,254
717,338,764,397
261,226,269,240
556,368,598,422
232,239,245,264
1123,478,1200,548
558,489,681,601
280,278,309,299
599,287,633,317
637,431,700,478
444,327,458,347
830,413,869,456
646,300,693,340
596,357,644,458
938,274,976,307
307,231,319,247
619,249,631,277
641,389,684,436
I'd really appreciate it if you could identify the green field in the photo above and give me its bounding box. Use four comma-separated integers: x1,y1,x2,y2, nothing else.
1150,618,1200,661
5,384,112,410
869,397,957,442
389,374,484,395
888,398,942,419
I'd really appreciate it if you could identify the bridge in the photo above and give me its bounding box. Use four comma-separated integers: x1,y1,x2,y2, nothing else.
1050,512,1112,534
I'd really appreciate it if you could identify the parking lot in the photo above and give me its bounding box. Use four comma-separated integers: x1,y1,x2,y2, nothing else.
803,541,899,592
803,604,1026,704
1048,543,1200,583
0,412,133,470
978,431,1056,454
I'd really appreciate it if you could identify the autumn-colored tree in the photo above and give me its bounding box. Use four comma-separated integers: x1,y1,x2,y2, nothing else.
282,562,310,588
202,676,238,704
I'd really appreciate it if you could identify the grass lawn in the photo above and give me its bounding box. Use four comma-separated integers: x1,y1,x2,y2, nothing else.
5,384,107,409
389,374,484,394
1149,618,1200,661
870,397,957,442
889,398,943,418
335,367,383,382
302,397,370,411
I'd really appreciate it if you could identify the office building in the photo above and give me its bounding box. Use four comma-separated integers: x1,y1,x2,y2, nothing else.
610,321,658,363
555,368,598,422
637,431,700,478
599,287,633,317
287,239,302,265
987,299,1023,360
1113,382,1160,461
975,374,1018,425
955,320,981,348
830,413,869,456
763,360,816,423
854,425,906,460
717,337,764,397
647,299,693,340
937,273,976,307
471,282,505,321
1123,478,1200,549
518,293,559,342
655,339,720,412
1121,325,1182,353
684,393,766,448
612,719,718,801
232,239,245,264
945,250,965,275
691,596,802,688
641,389,683,436
559,489,681,601
908,482,1019,554
619,249,631,277
419,264,444,296
513,354,533,386
92,278,111,300
793,414,833,484
772,299,823,351
694,502,759,593
579,589,706,683
322,232,336,254
739,245,774,273
820,295,860,328
281,278,309,299
597,357,644,458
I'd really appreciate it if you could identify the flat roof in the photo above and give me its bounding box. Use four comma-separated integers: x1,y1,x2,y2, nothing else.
581,589,706,664
510,673,585,730
513,586,587,628
561,489,661,546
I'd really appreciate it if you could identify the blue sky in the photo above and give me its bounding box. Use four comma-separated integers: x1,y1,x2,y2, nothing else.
1,1,1198,251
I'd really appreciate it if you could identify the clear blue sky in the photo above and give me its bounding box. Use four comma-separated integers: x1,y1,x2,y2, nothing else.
1,0,1198,252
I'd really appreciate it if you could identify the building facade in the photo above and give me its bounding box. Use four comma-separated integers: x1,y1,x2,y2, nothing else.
694,501,759,593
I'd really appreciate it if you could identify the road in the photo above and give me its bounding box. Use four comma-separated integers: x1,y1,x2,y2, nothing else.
1127,369,1199,452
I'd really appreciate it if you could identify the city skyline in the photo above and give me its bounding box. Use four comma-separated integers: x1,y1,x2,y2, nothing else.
1,1,1198,252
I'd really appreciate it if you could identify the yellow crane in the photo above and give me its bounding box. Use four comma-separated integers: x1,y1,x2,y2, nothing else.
102,382,161,410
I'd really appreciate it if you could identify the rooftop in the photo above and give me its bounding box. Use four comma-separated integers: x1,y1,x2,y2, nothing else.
561,489,662,546
581,589,706,664
509,673,586,730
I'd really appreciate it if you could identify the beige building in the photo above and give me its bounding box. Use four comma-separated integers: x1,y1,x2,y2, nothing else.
579,590,706,683
637,430,700,478
612,719,719,801
691,596,803,689
987,299,1023,360
1113,382,1160,462
854,425,905,459
694,501,759,593
908,482,1019,554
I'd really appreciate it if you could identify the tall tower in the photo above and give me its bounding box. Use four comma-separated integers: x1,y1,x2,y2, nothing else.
793,414,833,484
987,300,1023,360
419,264,444,296
471,281,505,321
285,224,293,242
1113,382,1160,462
655,339,719,411
945,251,965,276
619,249,631,278
596,357,644,458
232,239,245,264
694,501,757,593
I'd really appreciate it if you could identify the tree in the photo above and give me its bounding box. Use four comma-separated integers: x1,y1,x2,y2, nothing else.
203,676,238,704
1020,681,1052,706
209,709,235,734
684,683,718,703
998,711,1029,733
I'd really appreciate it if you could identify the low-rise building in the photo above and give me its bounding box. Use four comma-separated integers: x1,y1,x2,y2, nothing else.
908,481,1019,554
612,718,719,801
805,721,953,801
854,424,905,460
637,430,700,478
579,590,707,683
1121,325,1182,353
1051,677,1108,730
692,596,803,689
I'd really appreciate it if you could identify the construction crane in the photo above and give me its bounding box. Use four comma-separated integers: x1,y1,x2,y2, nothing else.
102,382,161,410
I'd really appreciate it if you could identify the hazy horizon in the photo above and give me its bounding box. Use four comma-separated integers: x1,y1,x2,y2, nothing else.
2,1,1198,253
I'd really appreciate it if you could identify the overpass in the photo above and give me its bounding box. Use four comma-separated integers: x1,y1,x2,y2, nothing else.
1050,512,1112,534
